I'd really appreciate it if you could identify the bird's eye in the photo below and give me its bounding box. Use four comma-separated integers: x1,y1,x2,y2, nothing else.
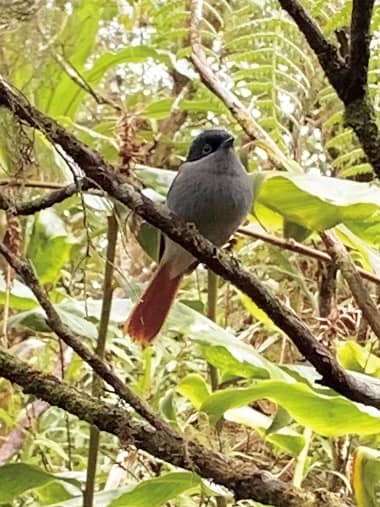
202,144,212,155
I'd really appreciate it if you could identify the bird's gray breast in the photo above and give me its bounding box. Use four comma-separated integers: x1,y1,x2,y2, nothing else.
167,152,252,246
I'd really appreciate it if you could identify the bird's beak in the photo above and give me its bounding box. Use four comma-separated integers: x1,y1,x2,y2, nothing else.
221,136,234,149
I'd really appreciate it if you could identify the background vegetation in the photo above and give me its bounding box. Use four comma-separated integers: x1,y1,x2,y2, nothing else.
1,0,380,506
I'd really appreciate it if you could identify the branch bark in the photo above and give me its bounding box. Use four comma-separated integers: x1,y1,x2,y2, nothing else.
0,346,348,507
239,226,380,286
321,231,380,341
0,240,171,434
347,0,375,102
0,77,380,411
0,178,95,215
277,0,380,177
276,0,348,96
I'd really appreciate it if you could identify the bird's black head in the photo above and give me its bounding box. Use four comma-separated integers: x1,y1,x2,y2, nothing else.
186,129,234,162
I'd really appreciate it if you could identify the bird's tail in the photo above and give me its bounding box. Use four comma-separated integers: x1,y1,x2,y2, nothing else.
125,261,183,346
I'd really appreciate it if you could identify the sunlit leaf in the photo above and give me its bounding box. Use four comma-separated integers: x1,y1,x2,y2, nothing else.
200,380,380,436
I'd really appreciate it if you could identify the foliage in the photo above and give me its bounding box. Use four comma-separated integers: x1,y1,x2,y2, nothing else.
1,0,380,506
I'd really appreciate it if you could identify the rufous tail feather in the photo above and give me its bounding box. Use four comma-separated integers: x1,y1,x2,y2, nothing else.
126,262,183,346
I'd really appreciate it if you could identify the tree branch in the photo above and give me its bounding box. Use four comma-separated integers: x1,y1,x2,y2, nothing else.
321,231,380,341
0,240,171,434
346,0,375,102
0,77,380,410
274,0,347,98
277,0,380,177
0,346,349,507
0,178,95,215
238,226,380,286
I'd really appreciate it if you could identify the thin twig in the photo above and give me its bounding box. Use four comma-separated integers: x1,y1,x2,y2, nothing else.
0,178,96,215
0,179,71,189
321,230,380,341
84,212,119,507
0,241,172,434
238,226,380,286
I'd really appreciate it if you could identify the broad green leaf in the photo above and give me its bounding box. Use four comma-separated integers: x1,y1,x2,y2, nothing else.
200,380,380,436
8,301,98,340
0,463,79,503
167,300,286,380
345,211,380,247
50,487,132,507
283,219,311,241
177,374,211,409
0,276,38,310
26,209,72,285
143,98,175,119
159,388,178,424
337,341,380,377
335,224,380,275
109,472,201,507
201,344,271,380
137,222,161,261
352,446,380,507
239,292,280,332
36,479,81,505
135,165,176,196
254,173,380,231
224,407,305,456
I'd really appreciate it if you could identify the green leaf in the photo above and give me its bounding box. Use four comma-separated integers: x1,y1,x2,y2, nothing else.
66,46,170,118
200,380,380,436
166,300,286,380
177,374,211,409
143,98,174,119
352,446,380,507
0,276,38,310
26,209,72,285
224,407,304,456
337,341,380,377
0,463,79,503
254,173,380,232
283,219,311,242
137,222,161,261
238,292,281,333
159,388,177,424
109,472,201,507
36,479,80,505
8,301,98,340
135,165,176,196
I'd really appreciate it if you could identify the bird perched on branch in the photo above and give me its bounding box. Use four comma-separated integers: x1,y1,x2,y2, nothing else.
126,129,253,346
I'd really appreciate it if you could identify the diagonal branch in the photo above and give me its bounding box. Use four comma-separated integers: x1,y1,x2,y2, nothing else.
239,226,380,286
0,346,350,507
1,77,380,410
321,230,380,341
346,0,375,102
0,241,171,434
269,0,348,98
277,0,380,177
0,178,95,215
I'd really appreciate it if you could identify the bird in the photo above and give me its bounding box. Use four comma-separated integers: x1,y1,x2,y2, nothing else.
126,129,253,346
